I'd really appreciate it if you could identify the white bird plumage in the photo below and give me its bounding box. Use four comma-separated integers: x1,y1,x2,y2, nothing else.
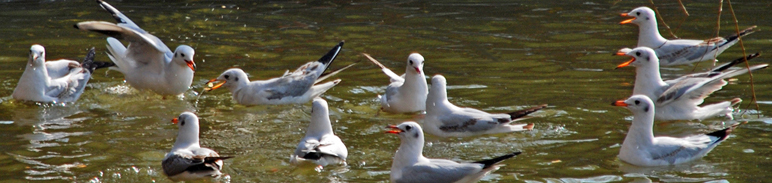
74,0,196,96
613,95,739,166
364,53,428,113
619,6,755,66
290,98,348,166
424,74,544,137
205,42,353,105
162,112,232,181
12,45,96,103
616,47,766,120
386,122,521,183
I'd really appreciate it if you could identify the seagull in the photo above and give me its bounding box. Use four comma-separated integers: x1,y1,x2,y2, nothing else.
363,53,428,113
424,74,545,137
204,42,354,105
612,95,741,166
12,45,107,103
290,98,348,167
162,112,232,181
74,0,196,96
386,121,521,183
619,6,756,66
615,47,766,120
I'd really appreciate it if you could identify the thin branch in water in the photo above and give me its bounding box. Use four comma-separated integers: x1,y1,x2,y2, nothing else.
725,0,760,117
677,0,690,16
648,0,679,39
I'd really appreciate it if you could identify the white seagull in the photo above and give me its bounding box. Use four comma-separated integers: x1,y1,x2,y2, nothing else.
12,45,105,103
386,121,521,183
363,53,428,113
290,98,348,167
615,47,766,120
619,6,756,66
162,112,232,181
205,42,354,105
74,0,196,96
613,95,740,166
424,74,545,137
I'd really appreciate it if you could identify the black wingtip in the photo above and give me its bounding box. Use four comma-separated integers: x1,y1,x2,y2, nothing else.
705,128,732,142
711,52,761,72
80,47,115,73
204,156,234,163
508,104,547,120
474,152,521,169
316,41,344,72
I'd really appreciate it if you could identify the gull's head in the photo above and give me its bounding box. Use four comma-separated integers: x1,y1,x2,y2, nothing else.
406,53,425,74
620,6,655,25
612,95,654,116
311,97,329,116
614,47,657,69
172,112,200,144
205,68,248,91
309,98,333,134
29,44,46,66
386,121,424,141
430,74,447,88
173,45,196,71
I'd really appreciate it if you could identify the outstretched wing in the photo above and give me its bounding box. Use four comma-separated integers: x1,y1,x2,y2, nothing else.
363,53,404,82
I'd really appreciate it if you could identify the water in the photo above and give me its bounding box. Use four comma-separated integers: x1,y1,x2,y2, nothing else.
1,0,771,182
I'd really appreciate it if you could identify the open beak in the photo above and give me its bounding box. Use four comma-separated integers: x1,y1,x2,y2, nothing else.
204,78,226,91
611,100,628,107
185,59,196,71
385,125,403,134
614,53,635,69
172,118,179,124
619,13,635,24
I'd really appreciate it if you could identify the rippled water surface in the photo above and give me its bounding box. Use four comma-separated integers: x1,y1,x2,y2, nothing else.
1,0,771,182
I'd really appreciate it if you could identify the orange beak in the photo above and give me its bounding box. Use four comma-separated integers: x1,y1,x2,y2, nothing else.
619,13,635,24
172,118,179,124
185,59,196,71
612,100,628,107
385,125,403,134
204,78,226,91
614,53,635,69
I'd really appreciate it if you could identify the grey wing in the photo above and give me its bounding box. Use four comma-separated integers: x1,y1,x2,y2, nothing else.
57,70,90,101
383,81,403,102
396,160,481,183
656,77,722,106
649,136,713,165
317,135,348,159
437,109,502,133
263,74,316,100
655,39,718,64
162,154,204,176
95,0,173,57
45,60,79,78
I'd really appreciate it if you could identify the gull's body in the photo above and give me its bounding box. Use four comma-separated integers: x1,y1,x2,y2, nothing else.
424,75,544,137
619,6,755,66
364,53,428,113
290,98,348,166
207,42,353,105
613,95,738,166
12,45,103,103
616,47,765,120
74,0,196,96
386,122,521,183
162,112,231,181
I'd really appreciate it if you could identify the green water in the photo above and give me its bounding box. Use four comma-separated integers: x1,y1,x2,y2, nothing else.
1,0,771,182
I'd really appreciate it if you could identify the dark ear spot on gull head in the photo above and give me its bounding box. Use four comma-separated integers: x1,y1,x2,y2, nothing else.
643,106,649,112
235,77,239,82
646,57,650,61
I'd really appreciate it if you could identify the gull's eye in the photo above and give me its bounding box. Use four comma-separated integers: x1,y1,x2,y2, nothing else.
181,53,185,57
634,100,640,105
409,60,414,65
636,12,640,16
180,120,186,126
635,52,641,56
405,125,412,131
224,75,229,79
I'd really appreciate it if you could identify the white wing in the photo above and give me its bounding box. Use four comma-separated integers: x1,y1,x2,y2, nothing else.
363,53,404,82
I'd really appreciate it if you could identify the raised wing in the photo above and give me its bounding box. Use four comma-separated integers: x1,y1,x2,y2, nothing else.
363,53,404,82
395,159,481,183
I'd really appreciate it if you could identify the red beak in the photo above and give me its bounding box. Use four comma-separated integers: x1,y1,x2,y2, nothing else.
385,125,403,134
614,53,635,69
611,100,628,107
172,118,179,124
414,67,421,73
185,59,196,71
619,13,635,24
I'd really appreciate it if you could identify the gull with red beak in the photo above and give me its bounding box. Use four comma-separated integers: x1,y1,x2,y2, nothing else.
424,74,545,137
612,95,741,166
386,121,521,183
618,6,756,66
363,53,428,113
615,47,766,120
204,42,354,105
13,45,109,103
163,112,232,181
74,0,196,96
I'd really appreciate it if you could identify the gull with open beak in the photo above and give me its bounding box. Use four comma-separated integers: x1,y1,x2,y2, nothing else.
163,112,232,181
204,42,354,105
364,53,428,113
618,6,756,66
612,95,741,166
386,122,521,183
615,47,766,120
74,0,196,96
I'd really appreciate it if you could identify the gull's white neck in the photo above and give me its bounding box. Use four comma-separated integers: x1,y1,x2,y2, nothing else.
401,70,428,95
633,65,666,99
173,129,201,150
426,84,460,114
635,20,668,48
392,135,428,170
623,110,655,148
306,109,334,138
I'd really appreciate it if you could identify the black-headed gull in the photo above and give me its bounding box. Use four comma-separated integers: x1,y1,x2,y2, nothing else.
424,74,545,137
363,53,428,113
386,122,521,183
616,47,766,120
74,0,196,96
12,45,106,103
290,98,348,167
613,95,740,166
619,6,756,66
205,42,354,105
162,112,232,181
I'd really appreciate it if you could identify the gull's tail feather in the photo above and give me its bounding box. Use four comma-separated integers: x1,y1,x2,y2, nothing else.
721,25,757,47
317,41,344,73
473,152,521,169
508,104,547,120
80,47,115,73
